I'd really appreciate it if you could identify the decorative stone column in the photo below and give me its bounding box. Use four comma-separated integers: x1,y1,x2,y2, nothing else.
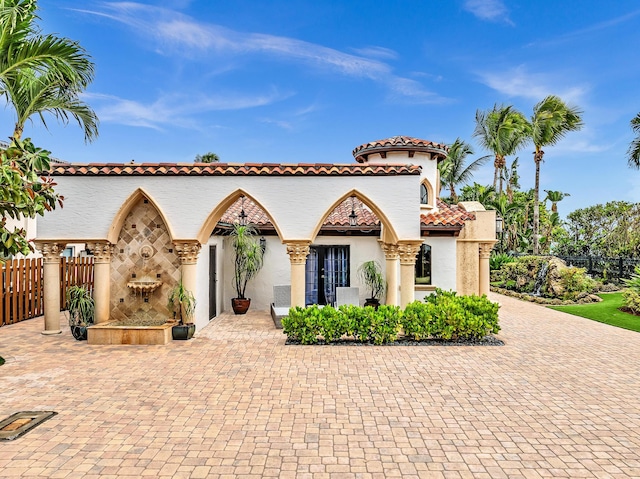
397,240,423,308
379,241,399,306
173,241,202,310
87,241,114,324
285,241,310,308
479,243,493,296
37,242,64,335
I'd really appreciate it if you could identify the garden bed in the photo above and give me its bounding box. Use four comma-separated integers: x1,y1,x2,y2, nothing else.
285,335,504,346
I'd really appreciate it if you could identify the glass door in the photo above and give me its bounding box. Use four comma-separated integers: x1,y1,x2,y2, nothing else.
305,245,350,305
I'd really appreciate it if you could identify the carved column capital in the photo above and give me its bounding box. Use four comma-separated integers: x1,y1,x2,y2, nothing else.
36,242,65,263
397,240,423,265
479,242,494,259
285,241,311,265
87,241,114,264
173,241,202,264
378,241,399,260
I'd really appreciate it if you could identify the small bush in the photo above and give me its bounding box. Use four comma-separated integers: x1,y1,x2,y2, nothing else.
623,289,640,314
623,266,640,294
559,267,596,299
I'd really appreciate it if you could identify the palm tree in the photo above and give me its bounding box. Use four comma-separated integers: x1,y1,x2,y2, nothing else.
529,95,583,254
5,67,98,141
195,152,220,163
487,193,525,253
437,138,490,202
627,113,640,168
458,182,496,206
502,157,520,202
473,104,530,195
543,190,570,213
0,0,97,141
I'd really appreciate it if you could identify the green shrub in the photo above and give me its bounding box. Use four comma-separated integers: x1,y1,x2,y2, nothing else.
623,266,640,294
490,252,516,271
559,267,596,299
622,289,640,314
281,305,322,344
282,291,500,344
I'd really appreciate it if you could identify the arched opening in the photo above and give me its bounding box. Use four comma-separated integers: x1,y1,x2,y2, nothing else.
199,189,285,315
108,188,175,244
420,179,434,208
108,188,180,323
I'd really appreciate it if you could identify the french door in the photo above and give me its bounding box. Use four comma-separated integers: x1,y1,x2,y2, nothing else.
305,245,350,305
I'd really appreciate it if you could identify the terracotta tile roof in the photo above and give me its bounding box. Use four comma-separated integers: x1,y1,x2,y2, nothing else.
421,200,475,229
220,197,380,228
48,162,421,176
352,136,449,163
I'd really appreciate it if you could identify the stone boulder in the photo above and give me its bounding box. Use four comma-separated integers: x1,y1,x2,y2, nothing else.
545,257,569,297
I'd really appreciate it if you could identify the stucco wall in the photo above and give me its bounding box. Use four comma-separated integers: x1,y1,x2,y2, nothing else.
37,175,421,242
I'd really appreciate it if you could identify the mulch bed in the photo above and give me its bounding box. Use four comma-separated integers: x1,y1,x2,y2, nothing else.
285,335,504,346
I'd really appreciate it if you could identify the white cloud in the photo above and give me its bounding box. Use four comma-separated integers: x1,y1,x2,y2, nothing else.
463,0,512,24
75,2,445,103
350,46,398,60
84,89,288,130
477,65,589,104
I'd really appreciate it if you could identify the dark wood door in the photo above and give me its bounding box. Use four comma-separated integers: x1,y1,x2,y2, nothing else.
209,245,217,319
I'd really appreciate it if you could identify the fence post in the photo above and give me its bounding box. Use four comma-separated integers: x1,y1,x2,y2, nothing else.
619,258,624,279
588,256,593,274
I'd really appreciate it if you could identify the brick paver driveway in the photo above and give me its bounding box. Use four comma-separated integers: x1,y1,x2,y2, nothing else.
1,293,640,478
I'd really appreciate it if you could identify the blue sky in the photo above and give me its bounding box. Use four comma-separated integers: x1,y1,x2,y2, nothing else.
4,0,640,215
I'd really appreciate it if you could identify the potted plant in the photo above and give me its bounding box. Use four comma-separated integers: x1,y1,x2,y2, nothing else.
358,260,386,309
230,223,265,314
66,285,95,340
167,279,196,340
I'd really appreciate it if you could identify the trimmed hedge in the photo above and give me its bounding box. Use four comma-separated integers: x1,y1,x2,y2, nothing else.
281,289,500,345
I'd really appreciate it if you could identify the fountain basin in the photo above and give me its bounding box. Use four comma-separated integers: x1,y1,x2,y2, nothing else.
88,320,175,345
127,279,163,294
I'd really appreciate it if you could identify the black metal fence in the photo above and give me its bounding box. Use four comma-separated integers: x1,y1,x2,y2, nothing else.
550,255,639,280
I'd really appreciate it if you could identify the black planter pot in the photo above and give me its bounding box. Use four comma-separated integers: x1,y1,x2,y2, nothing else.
232,298,251,315
172,323,196,340
70,325,88,341
364,298,380,309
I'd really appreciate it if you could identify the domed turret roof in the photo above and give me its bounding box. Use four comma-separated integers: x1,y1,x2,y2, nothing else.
352,135,448,163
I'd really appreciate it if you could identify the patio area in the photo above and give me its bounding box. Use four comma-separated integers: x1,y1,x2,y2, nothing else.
1,293,640,478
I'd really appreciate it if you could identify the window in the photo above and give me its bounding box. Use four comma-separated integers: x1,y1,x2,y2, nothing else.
420,183,429,205
62,247,74,258
415,244,431,285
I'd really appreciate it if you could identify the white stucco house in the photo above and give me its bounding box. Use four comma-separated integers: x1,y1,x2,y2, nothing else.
34,136,496,334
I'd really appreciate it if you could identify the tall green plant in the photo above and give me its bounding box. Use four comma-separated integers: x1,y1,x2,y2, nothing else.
357,260,385,300
167,279,196,324
66,284,94,327
0,0,98,141
230,223,265,299
438,138,490,202
473,104,530,195
627,113,640,169
528,96,583,254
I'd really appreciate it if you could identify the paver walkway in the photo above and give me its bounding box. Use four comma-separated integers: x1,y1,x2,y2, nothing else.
1,293,640,478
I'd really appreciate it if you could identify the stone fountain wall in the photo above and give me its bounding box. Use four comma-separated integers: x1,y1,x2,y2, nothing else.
110,198,181,322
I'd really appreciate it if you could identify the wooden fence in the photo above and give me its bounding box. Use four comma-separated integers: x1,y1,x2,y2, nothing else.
1,257,94,327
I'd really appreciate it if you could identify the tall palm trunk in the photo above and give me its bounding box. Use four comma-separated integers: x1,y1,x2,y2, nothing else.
493,156,500,191
532,148,544,254
13,123,23,140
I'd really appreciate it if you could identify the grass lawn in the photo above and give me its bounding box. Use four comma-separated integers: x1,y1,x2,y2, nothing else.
549,292,640,333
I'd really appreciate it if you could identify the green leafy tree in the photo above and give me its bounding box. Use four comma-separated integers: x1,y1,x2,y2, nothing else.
438,138,490,202
0,137,62,259
0,0,98,141
544,190,570,214
627,113,640,168
195,152,220,163
528,95,583,254
458,182,496,206
473,104,530,195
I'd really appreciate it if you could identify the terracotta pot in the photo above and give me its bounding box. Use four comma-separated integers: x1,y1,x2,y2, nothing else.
232,298,251,315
